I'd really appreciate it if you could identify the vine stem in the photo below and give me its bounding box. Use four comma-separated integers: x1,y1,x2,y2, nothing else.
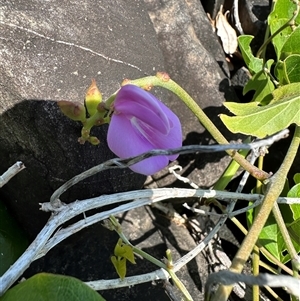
253,155,264,301
128,73,270,182
272,202,300,278
211,126,300,301
109,216,193,301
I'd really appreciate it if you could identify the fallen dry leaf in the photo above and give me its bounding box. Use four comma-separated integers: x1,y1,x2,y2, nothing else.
215,5,238,55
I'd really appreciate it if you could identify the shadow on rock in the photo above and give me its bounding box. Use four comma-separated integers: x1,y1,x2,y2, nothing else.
0,99,146,239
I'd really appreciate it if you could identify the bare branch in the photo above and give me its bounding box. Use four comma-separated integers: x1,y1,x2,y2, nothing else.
85,269,169,290
50,130,289,205
233,0,244,35
205,270,300,299
0,161,25,188
1,186,299,295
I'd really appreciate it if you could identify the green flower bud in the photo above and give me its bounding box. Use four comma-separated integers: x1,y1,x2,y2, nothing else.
88,136,100,145
58,100,86,122
85,79,102,116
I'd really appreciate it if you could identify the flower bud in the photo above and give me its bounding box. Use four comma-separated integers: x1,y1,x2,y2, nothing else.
88,136,100,145
58,100,86,122
85,79,102,116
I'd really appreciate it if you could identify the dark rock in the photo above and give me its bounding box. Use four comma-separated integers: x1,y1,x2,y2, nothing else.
2,1,294,301
144,0,240,188
23,205,208,301
201,0,225,20
0,0,165,238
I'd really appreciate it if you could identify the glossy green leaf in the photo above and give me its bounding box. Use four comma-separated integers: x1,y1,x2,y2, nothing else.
238,35,263,74
247,202,300,264
275,53,300,85
0,273,106,301
286,183,300,255
220,83,300,138
243,59,274,103
268,0,300,58
269,18,293,58
280,26,300,59
268,0,300,21
111,256,127,280
288,183,300,198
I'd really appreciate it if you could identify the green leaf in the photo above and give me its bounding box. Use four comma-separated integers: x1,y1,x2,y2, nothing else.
220,83,300,138
243,60,275,103
111,256,127,280
247,203,300,264
268,0,300,58
293,173,300,184
280,26,300,59
269,81,300,103
121,245,135,264
0,273,106,301
269,18,293,59
221,102,261,116
288,183,300,198
287,182,300,227
275,54,300,85
268,0,300,21
283,183,300,260
274,61,289,85
238,35,263,74
287,217,300,246
257,211,286,263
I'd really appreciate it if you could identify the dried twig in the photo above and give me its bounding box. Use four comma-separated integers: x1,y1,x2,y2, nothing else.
233,0,244,35
0,161,25,188
2,187,298,295
205,270,300,300
50,129,289,205
0,129,291,296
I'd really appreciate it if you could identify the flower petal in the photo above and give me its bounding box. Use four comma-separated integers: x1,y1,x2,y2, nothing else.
114,85,170,134
107,114,170,175
130,100,182,161
152,97,182,161
107,84,182,175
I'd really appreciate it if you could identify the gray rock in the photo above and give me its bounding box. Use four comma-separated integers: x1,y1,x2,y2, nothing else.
144,0,240,188
2,1,284,301
0,0,165,237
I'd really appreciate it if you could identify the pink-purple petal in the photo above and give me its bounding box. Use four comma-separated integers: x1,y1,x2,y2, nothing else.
115,85,168,123
115,100,169,135
107,114,172,175
107,114,151,159
107,84,182,175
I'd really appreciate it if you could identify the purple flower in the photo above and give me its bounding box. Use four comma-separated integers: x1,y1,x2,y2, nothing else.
107,85,182,175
